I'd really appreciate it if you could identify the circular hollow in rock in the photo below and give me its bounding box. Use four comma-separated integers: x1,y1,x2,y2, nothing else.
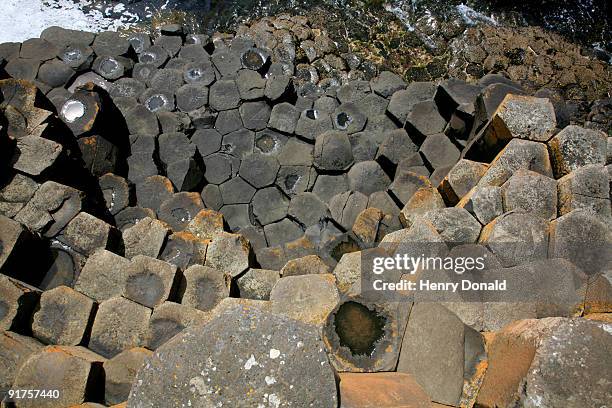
334,301,386,356
61,100,86,123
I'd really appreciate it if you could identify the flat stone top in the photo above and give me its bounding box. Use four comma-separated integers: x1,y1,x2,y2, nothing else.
128,303,337,408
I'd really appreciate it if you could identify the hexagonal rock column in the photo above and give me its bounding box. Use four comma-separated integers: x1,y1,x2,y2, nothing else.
338,372,432,408
397,303,486,407
476,318,612,408
179,265,231,312
313,130,354,171
322,296,411,372
145,302,209,350
0,331,43,401
127,303,337,408
88,296,151,358
205,232,252,277
270,274,340,326
235,268,280,300
32,286,95,345
74,249,131,302
548,125,607,178
103,347,153,406
557,164,611,217
0,275,40,332
12,345,105,408
122,256,178,309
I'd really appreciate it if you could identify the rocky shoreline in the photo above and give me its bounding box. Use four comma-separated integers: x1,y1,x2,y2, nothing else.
1,12,611,408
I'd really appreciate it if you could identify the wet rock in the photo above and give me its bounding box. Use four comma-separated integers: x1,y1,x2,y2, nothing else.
252,186,290,225
338,372,432,408
179,265,231,312
501,169,557,220
127,303,338,408
74,249,130,302
158,192,205,231
59,212,117,256
32,286,95,346
103,347,152,406
12,345,105,408
98,174,130,216
268,102,300,134
205,232,251,277
15,181,84,237
236,268,280,300
122,255,177,309
397,303,485,407
145,302,208,350
89,296,151,358
548,125,607,178
323,296,411,372
270,274,339,325
419,133,461,170
0,331,43,401
122,217,169,259
480,211,549,267
0,275,40,332
114,207,156,231
314,130,354,171
558,164,611,217
438,159,488,205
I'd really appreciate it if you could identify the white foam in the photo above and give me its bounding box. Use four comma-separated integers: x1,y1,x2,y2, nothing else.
0,0,140,43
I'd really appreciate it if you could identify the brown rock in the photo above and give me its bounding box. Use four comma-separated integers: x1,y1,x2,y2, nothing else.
352,207,383,244
185,209,225,240
338,372,432,408
280,255,330,277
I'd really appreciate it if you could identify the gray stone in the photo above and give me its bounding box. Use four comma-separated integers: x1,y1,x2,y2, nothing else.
192,128,222,157
295,109,334,141
347,161,391,195
337,80,370,103
264,74,293,101
0,331,43,401
329,191,369,231
265,218,304,247
114,207,157,231
438,159,488,204
176,83,209,112
420,207,482,244
548,125,607,177
180,265,231,312
236,268,280,300
288,192,329,227
158,132,203,191
125,104,159,135
5,58,40,81
558,164,611,217
280,254,330,277
103,347,152,405
387,82,436,125
434,78,481,118
239,153,280,188
205,232,251,277
92,56,126,80
15,181,83,237
135,175,176,215
127,303,337,408
219,176,256,204
397,303,485,406
239,101,271,131
211,49,242,77
277,165,317,196
460,186,504,225
252,187,290,225
139,45,169,68
480,211,549,267
277,138,313,166
349,131,379,162
214,109,242,135
399,186,445,229
222,128,255,159
20,38,59,60
370,71,406,98
494,95,556,142
59,212,116,256
74,249,130,302
313,174,349,203
183,61,216,85
209,80,241,111
389,171,432,205
501,170,558,220
376,129,418,167
219,204,251,231
158,231,208,270
0,275,40,332
269,102,301,134
419,133,461,169
313,130,354,171
37,59,75,87
254,129,288,155
9,135,62,176
89,296,151,358
236,69,266,100
32,286,95,346
92,31,130,56
98,174,130,216
145,302,208,350
0,173,39,218
405,100,447,142
201,183,223,210
123,217,169,259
